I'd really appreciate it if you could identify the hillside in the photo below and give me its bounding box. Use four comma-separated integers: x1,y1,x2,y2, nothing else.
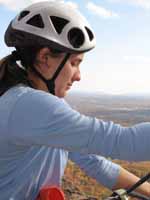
62,92,150,200
63,160,150,200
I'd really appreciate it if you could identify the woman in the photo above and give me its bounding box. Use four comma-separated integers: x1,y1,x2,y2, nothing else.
0,1,150,200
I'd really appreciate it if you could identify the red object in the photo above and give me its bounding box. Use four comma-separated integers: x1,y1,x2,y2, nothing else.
36,186,65,200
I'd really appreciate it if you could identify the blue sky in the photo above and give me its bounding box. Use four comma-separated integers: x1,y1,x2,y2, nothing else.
0,0,150,94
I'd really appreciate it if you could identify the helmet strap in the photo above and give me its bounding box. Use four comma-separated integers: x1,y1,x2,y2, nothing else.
31,53,70,95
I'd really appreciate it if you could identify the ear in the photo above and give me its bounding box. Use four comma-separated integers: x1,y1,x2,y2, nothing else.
37,47,50,65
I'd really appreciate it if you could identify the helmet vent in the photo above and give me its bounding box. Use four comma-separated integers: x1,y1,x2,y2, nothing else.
18,10,30,21
27,14,44,28
50,16,69,34
85,27,94,41
68,28,85,48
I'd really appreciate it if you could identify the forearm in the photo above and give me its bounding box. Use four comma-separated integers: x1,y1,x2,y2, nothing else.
113,167,150,197
69,152,120,189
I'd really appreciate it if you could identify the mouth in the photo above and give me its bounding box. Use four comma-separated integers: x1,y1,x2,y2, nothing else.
66,83,72,90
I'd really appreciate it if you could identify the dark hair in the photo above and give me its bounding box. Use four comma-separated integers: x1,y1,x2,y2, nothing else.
0,46,45,96
0,46,64,96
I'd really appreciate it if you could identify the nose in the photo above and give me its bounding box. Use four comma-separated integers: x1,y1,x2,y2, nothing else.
74,68,81,82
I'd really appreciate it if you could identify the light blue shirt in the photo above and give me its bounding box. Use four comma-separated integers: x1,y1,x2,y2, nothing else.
0,85,150,200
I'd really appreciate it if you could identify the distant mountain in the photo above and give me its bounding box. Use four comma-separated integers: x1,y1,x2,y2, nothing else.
65,90,150,126
66,90,150,101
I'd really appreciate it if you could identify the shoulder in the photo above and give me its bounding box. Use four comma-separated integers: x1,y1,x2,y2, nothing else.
9,86,79,137
8,85,72,115
6,85,61,103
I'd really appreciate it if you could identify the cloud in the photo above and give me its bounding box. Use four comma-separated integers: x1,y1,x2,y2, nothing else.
109,0,150,10
124,55,150,63
87,2,119,19
0,0,47,11
64,1,78,9
0,0,26,10
0,0,78,11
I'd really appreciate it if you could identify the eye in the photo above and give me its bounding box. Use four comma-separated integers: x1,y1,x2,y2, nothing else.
71,61,79,67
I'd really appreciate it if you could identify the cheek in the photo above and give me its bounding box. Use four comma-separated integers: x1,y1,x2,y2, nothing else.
55,66,72,87
61,65,72,80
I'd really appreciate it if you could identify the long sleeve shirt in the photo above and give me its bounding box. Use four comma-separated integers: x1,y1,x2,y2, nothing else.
0,85,150,200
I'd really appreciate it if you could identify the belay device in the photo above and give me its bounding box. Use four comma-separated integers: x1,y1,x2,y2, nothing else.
105,173,150,200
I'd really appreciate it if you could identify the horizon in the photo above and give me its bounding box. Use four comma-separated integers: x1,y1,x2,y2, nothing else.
68,89,150,97
0,0,150,95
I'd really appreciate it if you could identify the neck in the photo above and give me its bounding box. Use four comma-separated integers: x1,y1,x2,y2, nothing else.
28,70,49,92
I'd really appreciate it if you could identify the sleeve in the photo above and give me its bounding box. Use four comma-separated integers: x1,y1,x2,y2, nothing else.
69,152,120,189
9,89,150,161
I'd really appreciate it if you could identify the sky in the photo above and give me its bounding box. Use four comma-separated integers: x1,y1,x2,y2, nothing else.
0,0,150,95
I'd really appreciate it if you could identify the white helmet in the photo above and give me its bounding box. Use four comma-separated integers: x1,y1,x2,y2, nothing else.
5,1,96,53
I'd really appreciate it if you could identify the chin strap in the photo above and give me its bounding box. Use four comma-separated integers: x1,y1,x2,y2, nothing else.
31,53,71,95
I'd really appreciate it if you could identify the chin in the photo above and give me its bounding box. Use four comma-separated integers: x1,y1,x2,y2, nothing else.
56,90,67,98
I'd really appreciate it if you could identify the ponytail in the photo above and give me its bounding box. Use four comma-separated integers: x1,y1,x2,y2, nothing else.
0,51,30,96
0,56,9,80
